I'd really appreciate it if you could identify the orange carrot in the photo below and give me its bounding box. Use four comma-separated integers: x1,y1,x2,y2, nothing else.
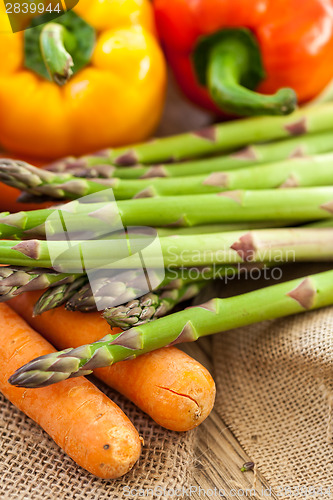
0,302,141,479
104,347,216,431
10,292,216,432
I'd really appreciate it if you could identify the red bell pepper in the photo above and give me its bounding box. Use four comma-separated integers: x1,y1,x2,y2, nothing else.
154,0,333,116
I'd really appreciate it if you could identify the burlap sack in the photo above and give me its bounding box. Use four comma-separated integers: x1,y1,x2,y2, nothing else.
0,378,197,499
213,306,333,495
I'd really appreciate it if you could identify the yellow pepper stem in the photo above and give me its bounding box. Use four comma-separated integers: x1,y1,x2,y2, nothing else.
40,22,76,86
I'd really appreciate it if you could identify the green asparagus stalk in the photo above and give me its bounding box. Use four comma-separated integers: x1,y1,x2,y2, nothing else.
42,104,333,168
155,219,330,237
92,222,298,241
103,282,206,329
157,228,333,267
9,269,333,388
45,131,333,179
4,155,333,202
33,276,88,315
0,267,79,302
0,228,332,270
307,219,333,228
154,221,299,236
0,188,332,240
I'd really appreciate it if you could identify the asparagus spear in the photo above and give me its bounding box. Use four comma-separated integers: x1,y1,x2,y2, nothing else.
42,104,333,168
45,131,333,179
155,219,333,237
0,267,79,302
4,155,333,201
103,282,206,329
154,221,299,236
308,219,333,228
9,269,333,388
0,188,332,240
0,228,332,270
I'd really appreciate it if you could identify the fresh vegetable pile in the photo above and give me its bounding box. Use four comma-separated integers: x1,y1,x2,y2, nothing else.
0,104,332,479
0,104,333,341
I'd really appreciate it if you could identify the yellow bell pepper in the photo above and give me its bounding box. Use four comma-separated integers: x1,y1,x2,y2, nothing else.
0,0,166,159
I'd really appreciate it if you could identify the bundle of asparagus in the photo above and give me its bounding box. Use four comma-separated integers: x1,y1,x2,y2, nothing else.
0,105,332,388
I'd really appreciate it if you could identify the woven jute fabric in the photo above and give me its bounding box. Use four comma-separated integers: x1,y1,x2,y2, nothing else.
213,306,333,493
0,377,197,499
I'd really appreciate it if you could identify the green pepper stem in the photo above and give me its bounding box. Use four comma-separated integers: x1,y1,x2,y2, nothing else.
207,38,297,116
40,22,76,86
